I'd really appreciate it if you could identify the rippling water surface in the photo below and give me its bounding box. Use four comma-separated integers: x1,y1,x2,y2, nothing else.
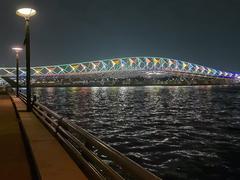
32,86,240,179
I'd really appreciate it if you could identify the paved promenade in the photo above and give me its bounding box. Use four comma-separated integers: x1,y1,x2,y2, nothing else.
12,96,87,180
0,90,87,180
0,94,32,180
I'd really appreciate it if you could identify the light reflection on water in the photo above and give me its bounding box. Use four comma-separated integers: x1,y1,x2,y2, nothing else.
31,86,240,179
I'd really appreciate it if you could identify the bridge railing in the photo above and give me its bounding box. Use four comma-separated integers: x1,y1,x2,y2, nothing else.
18,92,160,180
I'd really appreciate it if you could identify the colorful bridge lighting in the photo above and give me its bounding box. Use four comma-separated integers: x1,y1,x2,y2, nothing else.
0,57,239,79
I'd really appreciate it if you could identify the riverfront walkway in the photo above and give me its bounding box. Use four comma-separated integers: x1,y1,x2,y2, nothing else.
0,95,32,180
0,92,87,180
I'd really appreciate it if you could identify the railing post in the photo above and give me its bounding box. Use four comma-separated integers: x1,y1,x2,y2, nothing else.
32,95,37,107
56,117,64,134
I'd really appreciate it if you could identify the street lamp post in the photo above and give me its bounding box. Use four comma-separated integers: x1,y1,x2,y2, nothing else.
12,47,23,97
16,8,37,111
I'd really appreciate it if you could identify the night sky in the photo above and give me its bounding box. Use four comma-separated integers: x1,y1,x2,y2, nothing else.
0,0,239,72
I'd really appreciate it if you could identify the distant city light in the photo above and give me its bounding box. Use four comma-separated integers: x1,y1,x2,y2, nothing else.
147,72,164,75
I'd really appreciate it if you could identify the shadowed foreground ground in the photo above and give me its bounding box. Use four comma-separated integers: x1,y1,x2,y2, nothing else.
0,94,32,180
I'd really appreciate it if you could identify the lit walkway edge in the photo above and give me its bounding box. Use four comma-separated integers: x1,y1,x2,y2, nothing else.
11,95,88,180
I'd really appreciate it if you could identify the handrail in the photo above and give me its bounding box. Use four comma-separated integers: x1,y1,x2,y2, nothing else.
18,92,161,180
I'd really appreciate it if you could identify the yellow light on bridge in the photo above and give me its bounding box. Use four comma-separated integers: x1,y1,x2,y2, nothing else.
71,65,79,70
16,8,37,19
92,63,96,69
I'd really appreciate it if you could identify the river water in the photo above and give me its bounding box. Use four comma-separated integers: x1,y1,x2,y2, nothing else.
31,86,240,179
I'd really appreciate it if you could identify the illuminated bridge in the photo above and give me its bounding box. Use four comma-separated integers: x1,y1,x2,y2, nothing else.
0,57,239,86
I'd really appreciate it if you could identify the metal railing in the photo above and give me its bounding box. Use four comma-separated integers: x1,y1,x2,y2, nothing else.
19,92,161,180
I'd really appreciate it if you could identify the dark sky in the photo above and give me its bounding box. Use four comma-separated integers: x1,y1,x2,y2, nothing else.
0,0,239,72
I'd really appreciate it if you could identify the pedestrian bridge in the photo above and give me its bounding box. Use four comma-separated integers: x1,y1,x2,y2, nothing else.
0,57,239,79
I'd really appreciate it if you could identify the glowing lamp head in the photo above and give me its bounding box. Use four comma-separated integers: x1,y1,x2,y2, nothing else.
16,8,37,19
12,47,23,53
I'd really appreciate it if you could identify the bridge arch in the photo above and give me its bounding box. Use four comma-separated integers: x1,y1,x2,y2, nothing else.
0,57,239,79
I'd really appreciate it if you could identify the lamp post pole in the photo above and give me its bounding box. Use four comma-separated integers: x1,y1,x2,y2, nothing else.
16,8,37,112
25,19,31,111
16,52,19,97
12,47,23,97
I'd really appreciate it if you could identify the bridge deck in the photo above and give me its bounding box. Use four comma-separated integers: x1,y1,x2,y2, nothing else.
0,94,32,180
